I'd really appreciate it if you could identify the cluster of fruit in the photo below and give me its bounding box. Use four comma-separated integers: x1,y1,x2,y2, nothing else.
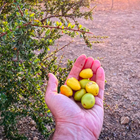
60,68,99,109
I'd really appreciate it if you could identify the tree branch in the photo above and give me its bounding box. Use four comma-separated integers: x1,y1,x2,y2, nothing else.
0,21,92,38
17,5,23,16
14,0,23,16
0,2,7,14
31,24,93,35
0,32,7,37
42,41,73,62
41,14,74,23
40,2,95,23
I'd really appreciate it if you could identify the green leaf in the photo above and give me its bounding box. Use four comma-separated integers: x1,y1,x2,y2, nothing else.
56,21,59,26
16,12,20,16
68,23,71,28
45,29,50,36
30,13,35,17
79,24,82,29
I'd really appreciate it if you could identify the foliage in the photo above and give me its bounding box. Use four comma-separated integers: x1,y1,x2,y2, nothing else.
0,0,95,139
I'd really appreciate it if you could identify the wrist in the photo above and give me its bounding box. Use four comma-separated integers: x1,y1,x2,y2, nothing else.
52,122,97,140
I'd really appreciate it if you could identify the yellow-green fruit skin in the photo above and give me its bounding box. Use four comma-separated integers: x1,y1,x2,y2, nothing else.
79,68,93,78
74,89,86,101
60,85,73,97
86,81,99,96
79,79,91,89
66,77,81,90
81,93,95,109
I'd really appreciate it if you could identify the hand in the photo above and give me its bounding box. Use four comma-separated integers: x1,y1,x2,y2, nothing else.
45,54,105,140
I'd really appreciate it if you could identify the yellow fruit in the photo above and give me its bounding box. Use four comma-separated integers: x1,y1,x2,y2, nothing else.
60,85,73,97
66,77,81,90
74,89,86,101
85,81,99,96
81,93,95,109
79,68,93,78
79,79,91,89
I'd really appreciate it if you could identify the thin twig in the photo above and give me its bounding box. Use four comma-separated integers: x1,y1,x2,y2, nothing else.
42,41,73,62
41,4,96,23
14,0,23,16
0,32,7,37
17,50,19,61
17,5,23,16
57,51,65,72
0,2,7,14
31,24,93,34
41,14,74,23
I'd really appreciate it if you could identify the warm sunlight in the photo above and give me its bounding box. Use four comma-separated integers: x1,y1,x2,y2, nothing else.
0,0,140,139
97,0,140,10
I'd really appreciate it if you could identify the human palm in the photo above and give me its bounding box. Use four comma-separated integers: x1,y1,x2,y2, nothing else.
45,54,105,139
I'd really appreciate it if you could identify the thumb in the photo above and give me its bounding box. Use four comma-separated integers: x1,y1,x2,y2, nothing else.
45,73,58,99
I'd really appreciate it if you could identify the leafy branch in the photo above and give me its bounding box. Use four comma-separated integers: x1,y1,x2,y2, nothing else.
41,14,75,23
0,22,32,37
31,24,93,34
0,2,7,14
0,22,93,38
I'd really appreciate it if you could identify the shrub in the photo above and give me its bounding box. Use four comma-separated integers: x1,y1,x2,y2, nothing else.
0,0,94,139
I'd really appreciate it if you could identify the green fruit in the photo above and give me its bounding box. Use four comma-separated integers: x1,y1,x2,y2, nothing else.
79,79,91,89
74,89,86,101
81,93,95,109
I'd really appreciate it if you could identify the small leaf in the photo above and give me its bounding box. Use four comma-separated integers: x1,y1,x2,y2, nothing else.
79,24,82,29
80,34,83,38
30,13,35,17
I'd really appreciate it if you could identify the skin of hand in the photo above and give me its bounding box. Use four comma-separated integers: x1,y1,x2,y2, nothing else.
45,54,105,140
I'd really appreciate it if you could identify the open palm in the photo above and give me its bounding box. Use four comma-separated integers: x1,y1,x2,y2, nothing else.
45,54,105,139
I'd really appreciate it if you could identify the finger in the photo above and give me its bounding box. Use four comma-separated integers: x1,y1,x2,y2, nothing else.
45,73,58,111
45,73,58,98
96,67,105,100
78,57,94,81
90,60,101,81
66,54,87,80
95,94,104,108
83,57,94,69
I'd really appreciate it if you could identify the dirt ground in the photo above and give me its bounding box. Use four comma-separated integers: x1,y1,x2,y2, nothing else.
1,0,140,140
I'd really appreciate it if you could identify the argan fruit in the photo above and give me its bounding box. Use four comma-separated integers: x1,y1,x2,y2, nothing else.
81,93,95,109
66,77,81,90
79,79,91,89
79,68,93,79
85,81,99,96
60,85,73,97
74,89,86,101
